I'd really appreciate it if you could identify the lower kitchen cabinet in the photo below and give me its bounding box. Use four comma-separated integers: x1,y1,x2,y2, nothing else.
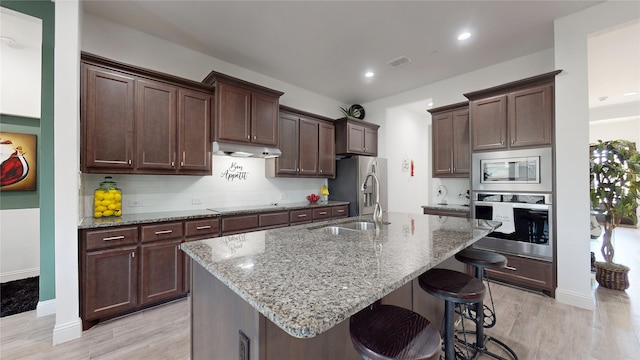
140,238,184,306
83,246,138,324
479,252,555,297
331,204,348,218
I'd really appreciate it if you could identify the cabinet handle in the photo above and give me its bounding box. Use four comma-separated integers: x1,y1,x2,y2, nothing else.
131,252,135,258
154,230,173,235
511,139,515,145
247,135,250,140
505,265,517,271
196,225,212,230
320,169,323,173
501,140,504,145
128,159,132,165
319,211,327,215
297,214,307,218
102,235,125,241
337,209,344,213
181,151,185,167
253,135,256,140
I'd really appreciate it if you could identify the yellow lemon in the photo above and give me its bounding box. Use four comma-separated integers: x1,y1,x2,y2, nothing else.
104,193,115,200
103,210,114,217
94,211,103,218
95,205,107,212
94,192,104,201
114,209,122,216
101,200,111,207
114,193,122,201
115,203,122,210
94,200,101,207
108,189,117,194
108,204,116,210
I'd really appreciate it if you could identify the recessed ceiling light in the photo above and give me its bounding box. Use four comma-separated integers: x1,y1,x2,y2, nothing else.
458,32,471,41
623,91,638,96
365,71,374,78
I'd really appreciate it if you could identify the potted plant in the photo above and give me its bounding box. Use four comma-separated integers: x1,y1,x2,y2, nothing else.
589,139,640,290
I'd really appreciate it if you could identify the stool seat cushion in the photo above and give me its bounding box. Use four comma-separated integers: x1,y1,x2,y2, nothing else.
418,268,485,303
455,248,507,269
350,304,440,360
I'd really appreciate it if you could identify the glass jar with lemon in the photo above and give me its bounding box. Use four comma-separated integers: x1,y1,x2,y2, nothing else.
93,176,123,218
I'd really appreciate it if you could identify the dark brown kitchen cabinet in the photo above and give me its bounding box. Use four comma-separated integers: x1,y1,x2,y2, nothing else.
290,209,313,225
480,252,554,297
465,70,560,152
183,218,220,293
140,238,184,305
266,107,336,178
203,71,283,147
331,205,348,218
221,214,260,235
81,52,213,175
81,64,135,171
312,207,331,222
429,102,470,177
335,117,379,156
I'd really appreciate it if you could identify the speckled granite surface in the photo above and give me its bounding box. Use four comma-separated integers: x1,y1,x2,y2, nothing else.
181,212,499,339
421,203,471,213
78,201,349,229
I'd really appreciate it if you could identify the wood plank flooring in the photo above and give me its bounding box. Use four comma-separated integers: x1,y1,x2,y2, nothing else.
1,227,638,359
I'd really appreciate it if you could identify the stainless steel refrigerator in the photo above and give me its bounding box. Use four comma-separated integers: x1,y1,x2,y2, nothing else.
328,157,388,217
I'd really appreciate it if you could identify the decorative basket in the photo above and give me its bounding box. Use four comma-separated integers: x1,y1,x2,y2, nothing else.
594,262,630,291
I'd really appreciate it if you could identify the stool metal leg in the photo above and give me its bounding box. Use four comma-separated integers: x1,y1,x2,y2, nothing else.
444,300,455,360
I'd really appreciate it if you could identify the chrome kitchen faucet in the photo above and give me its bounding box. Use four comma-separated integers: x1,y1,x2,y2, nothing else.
361,171,383,226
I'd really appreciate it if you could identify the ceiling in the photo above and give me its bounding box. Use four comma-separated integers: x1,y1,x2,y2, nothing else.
81,0,611,105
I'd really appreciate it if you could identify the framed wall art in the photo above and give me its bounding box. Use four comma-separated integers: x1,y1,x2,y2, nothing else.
1,131,37,191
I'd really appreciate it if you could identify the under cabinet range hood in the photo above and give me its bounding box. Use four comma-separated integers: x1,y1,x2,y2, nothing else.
212,141,282,158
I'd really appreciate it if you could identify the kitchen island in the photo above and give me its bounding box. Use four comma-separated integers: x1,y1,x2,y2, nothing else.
181,212,499,359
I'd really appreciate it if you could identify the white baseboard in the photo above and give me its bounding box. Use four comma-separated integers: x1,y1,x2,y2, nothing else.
37,299,56,317
0,268,39,283
52,317,82,344
555,288,595,310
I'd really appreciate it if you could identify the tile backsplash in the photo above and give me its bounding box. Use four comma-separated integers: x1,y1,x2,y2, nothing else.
81,156,326,218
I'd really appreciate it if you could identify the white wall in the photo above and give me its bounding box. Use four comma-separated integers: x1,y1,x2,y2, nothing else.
589,118,640,144
554,2,639,310
0,9,41,282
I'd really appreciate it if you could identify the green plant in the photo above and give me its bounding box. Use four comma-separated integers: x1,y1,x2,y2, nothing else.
339,105,362,118
589,139,640,264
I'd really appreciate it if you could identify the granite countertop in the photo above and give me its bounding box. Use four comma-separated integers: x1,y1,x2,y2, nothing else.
78,201,350,229
421,203,471,212
181,212,499,339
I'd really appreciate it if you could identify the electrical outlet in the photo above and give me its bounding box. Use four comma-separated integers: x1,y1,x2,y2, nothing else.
192,197,203,205
130,200,143,207
239,330,250,360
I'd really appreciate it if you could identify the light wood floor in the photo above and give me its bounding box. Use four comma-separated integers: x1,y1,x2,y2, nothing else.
2,227,638,359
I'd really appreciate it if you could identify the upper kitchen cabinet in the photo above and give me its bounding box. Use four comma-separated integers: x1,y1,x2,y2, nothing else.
81,53,213,175
428,102,470,178
334,117,379,156
266,106,335,178
465,70,561,152
202,71,284,147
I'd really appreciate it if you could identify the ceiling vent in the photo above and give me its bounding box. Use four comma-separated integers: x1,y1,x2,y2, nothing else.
387,55,412,68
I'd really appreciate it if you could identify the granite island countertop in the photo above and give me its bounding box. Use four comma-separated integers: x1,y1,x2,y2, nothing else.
421,203,471,213
181,212,499,339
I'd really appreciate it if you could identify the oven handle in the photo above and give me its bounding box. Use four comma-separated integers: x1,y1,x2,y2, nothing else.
475,201,550,210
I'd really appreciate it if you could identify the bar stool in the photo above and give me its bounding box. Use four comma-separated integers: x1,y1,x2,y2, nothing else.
418,268,485,360
455,247,518,360
350,304,441,360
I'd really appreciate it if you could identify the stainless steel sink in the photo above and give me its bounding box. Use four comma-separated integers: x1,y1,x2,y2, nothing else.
339,221,376,230
316,226,361,235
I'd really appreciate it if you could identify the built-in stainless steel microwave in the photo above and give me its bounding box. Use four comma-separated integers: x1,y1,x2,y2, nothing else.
472,147,553,193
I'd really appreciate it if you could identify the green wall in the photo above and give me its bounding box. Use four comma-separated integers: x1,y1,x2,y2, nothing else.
0,115,40,209
1,0,55,301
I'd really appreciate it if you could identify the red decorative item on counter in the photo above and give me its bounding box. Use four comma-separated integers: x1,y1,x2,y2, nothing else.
306,194,320,203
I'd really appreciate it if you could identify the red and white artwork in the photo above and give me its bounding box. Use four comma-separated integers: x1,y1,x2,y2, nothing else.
0,132,36,191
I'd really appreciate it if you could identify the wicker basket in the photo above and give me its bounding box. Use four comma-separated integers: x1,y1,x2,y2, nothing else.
594,262,630,291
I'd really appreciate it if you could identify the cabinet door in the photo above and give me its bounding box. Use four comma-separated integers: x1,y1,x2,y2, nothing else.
82,65,135,171
140,239,184,305
83,246,138,320
432,112,453,177
347,123,365,153
251,92,279,146
275,113,300,175
178,88,212,173
363,127,378,156
216,82,251,143
298,118,319,175
136,79,177,171
318,122,335,177
471,95,507,151
508,84,553,148
452,108,470,175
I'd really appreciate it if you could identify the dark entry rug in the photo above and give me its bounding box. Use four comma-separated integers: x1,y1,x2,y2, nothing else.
1,276,39,317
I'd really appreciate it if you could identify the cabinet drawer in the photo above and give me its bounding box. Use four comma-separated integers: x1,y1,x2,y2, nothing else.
222,215,259,234
185,218,220,240
484,253,553,292
140,222,184,243
312,207,331,221
259,211,289,228
290,209,312,224
331,205,348,218
85,227,138,251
